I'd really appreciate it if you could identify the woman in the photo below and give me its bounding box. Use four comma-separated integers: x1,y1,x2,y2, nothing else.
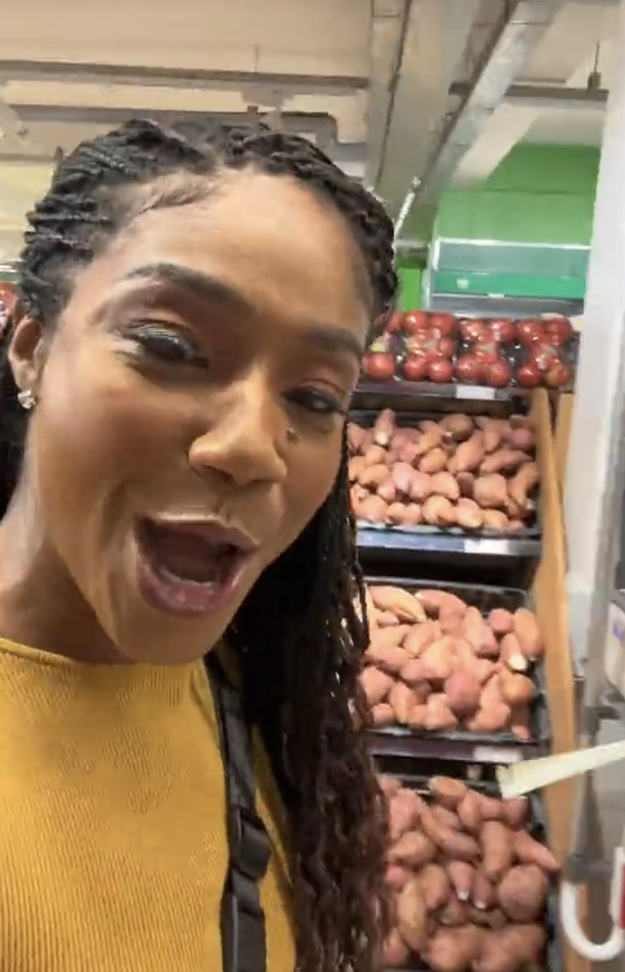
0,119,397,972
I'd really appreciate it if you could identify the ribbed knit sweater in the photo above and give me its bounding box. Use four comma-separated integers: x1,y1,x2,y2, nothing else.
0,637,296,972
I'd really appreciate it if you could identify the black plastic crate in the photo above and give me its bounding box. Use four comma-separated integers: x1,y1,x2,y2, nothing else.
378,763,562,972
350,409,541,540
364,577,551,759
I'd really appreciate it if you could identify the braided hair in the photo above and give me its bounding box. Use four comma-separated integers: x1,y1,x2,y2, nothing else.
0,118,398,972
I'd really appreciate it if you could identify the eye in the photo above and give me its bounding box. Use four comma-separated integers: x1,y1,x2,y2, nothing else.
125,322,209,367
287,387,347,417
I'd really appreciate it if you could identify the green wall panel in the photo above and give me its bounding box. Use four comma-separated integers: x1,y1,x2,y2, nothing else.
397,267,422,310
435,145,600,246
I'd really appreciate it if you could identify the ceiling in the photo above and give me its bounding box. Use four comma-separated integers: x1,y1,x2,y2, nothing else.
0,0,617,261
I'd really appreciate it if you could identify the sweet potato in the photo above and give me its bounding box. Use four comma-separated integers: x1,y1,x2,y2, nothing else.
419,447,449,475
358,462,389,489
499,670,535,707
445,671,482,717
466,906,506,930
457,790,482,833
476,794,504,823
383,929,411,968
403,503,423,526
363,444,388,467
488,608,514,636
425,693,459,731
429,776,468,808
421,638,456,681
377,478,397,504
365,643,410,675
396,878,427,953
388,788,424,841
513,829,559,873
462,607,499,658
475,924,546,972
384,863,411,890
466,703,511,734
359,666,394,705
441,413,474,441
430,471,461,502
512,608,543,661
410,470,434,502
471,869,497,910
481,821,514,881
455,498,484,531
510,707,531,742
386,502,409,525
348,456,367,482
347,422,366,453
391,461,416,496
370,702,394,726
431,804,462,831
506,426,535,451
403,619,439,657
446,860,474,901
426,925,485,972
473,474,508,510
507,461,539,510
455,434,486,473
456,471,475,498
388,681,418,724
372,409,395,447
422,494,456,527
369,586,426,623
499,633,529,673
438,897,469,927
481,510,510,533
497,864,548,922
416,428,446,455
419,863,451,911
389,830,436,868
406,703,429,729
500,796,528,829
420,807,479,861
379,775,401,798
355,494,387,523
480,450,531,476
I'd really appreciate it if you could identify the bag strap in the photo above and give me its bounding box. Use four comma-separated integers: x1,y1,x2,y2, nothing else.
206,653,271,972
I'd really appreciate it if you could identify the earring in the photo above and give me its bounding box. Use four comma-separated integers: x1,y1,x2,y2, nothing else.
286,427,298,444
17,389,37,411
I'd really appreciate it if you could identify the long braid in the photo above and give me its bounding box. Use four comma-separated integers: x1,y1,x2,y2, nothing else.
1,118,397,972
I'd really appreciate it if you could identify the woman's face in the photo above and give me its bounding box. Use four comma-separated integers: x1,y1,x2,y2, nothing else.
7,170,371,663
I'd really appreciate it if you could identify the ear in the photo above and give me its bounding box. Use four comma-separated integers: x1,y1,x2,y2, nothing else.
7,315,47,395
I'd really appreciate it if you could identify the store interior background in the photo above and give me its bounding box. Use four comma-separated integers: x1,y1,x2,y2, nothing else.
0,0,622,963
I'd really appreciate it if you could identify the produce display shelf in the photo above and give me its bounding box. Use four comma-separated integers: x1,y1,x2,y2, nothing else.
368,728,547,765
358,526,542,559
378,762,562,972
363,578,551,764
355,380,533,404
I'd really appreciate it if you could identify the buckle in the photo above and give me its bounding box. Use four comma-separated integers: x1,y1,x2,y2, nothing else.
227,806,272,881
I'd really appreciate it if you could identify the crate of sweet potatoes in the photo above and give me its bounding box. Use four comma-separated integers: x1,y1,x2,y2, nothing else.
348,409,539,537
359,579,549,746
380,772,560,972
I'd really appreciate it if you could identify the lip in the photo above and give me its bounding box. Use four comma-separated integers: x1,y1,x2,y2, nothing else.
133,516,256,618
144,516,260,553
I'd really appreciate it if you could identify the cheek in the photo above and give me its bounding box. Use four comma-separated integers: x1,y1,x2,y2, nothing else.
279,430,344,547
31,353,183,522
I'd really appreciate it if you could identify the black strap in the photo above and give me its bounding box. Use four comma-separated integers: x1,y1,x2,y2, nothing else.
206,654,271,972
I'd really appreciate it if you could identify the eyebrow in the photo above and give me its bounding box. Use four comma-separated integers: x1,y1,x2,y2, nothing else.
123,261,365,361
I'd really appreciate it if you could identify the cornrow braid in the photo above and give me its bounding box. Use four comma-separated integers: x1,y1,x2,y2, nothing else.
0,118,397,972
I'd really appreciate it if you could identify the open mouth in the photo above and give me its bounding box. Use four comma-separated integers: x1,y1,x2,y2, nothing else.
135,517,255,617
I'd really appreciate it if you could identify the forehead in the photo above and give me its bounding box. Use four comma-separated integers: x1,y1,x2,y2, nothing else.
66,169,371,341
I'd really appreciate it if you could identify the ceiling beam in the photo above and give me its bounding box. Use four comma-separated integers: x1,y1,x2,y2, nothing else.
401,0,566,238
451,81,608,109
0,60,367,96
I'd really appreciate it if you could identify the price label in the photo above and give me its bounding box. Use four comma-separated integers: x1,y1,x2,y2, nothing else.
455,385,496,401
464,539,507,555
473,746,522,764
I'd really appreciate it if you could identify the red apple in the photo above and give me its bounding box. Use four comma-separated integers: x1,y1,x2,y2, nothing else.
473,340,501,365
437,336,456,358
403,354,430,382
517,320,543,346
428,358,455,383
404,310,430,333
544,361,573,388
455,354,484,384
429,313,457,337
460,318,487,343
484,359,512,388
516,362,541,388
363,352,395,381
544,317,574,346
488,319,516,343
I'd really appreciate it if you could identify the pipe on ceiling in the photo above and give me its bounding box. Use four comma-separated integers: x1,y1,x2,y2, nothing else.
450,80,608,110
395,0,567,240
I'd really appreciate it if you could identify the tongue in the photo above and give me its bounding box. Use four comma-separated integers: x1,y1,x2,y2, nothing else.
145,527,234,584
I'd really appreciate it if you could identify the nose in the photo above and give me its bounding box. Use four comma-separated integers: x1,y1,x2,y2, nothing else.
187,379,288,488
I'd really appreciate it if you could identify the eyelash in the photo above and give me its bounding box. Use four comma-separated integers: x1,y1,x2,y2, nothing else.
126,323,208,366
125,322,346,417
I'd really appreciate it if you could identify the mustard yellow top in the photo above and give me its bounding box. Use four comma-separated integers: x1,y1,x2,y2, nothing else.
0,636,296,972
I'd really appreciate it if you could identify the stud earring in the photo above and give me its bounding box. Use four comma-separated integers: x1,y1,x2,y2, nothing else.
17,389,37,411
286,427,297,444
